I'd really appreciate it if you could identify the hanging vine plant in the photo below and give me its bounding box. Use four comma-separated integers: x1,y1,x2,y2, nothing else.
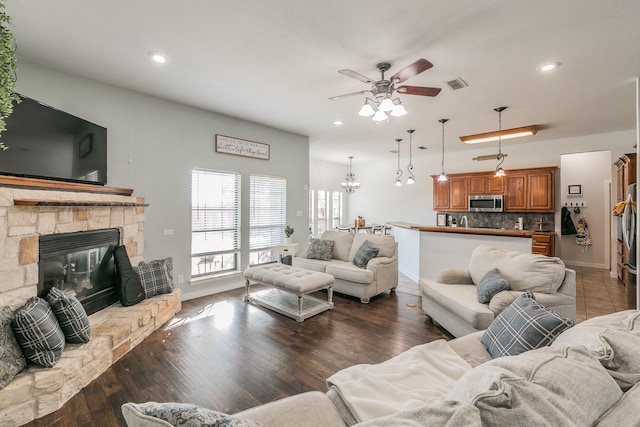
0,0,18,150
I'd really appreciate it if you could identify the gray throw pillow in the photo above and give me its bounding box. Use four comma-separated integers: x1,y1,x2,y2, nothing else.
135,258,174,298
476,268,510,303
12,297,66,368
46,287,91,344
121,402,262,427
0,306,27,390
304,238,334,261
352,240,379,269
481,291,574,358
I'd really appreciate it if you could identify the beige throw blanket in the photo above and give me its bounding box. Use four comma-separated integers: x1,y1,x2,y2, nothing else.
326,339,472,422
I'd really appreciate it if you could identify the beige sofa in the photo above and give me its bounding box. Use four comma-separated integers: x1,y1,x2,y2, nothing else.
122,310,640,426
292,231,398,303
420,244,576,337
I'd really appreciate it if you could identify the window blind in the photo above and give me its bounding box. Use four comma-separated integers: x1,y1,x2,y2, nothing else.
250,174,286,250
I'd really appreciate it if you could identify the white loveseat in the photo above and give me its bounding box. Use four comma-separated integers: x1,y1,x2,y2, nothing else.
292,231,398,303
420,244,576,337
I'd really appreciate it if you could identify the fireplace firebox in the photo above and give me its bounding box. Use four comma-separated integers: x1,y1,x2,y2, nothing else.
38,229,121,315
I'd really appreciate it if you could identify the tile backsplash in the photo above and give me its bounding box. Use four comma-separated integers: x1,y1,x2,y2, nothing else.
437,212,555,231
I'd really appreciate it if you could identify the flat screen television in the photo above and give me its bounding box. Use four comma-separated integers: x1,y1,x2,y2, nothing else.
0,94,107,185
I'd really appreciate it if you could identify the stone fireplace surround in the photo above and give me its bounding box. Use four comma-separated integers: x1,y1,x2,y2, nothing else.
0,180,182,425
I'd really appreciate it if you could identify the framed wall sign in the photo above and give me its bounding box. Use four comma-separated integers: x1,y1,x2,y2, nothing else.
567,184,582,196
215,134,270,160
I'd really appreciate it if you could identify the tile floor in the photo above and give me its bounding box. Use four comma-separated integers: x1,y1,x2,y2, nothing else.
397,266,633,324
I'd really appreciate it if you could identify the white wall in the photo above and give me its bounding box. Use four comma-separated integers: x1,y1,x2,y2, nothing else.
559,151,612,269
16,62,310,301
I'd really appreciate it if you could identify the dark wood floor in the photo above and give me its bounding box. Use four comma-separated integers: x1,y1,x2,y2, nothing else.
25,288,447,426
24,266,630,426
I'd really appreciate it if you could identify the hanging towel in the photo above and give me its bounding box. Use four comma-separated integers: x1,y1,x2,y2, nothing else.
561,206,577,235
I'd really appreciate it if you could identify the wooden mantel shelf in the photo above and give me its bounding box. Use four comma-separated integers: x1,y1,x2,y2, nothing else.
13,199,148,207
0,175,134,196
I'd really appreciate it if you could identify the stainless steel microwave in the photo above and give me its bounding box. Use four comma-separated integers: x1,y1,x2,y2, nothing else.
468,195,504,212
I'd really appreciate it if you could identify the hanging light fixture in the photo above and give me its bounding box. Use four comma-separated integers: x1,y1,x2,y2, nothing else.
406,129,416,184
394,139,403,186
341,156,361,193
494,107,507,177
437,119,449,182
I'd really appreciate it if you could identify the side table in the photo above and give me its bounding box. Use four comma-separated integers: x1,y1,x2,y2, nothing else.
277,243,299,265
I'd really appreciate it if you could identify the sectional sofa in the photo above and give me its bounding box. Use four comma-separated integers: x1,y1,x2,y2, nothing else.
122,309,640,426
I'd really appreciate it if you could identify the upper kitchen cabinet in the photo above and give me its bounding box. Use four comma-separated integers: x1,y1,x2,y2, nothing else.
469,174,504,195
615,153,636,202
432,166,556,213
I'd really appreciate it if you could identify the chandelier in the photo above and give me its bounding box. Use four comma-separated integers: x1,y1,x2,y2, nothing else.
341,156,360,193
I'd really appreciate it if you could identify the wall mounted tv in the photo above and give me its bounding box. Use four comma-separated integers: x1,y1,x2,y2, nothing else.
0,94,107,185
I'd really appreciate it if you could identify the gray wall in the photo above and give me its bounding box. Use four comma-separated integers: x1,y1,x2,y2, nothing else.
16,62,310,301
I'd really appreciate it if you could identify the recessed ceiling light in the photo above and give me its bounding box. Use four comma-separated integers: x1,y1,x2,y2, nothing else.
333,120,343,125
150,52,167,63
537,62,560,72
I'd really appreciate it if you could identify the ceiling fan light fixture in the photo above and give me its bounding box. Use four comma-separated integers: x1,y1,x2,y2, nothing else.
358,102,375,117
459,125,537,144
390,100,407,117
378,97,395,112
372,110,388,122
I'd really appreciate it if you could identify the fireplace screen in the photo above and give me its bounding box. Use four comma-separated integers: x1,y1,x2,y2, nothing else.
39,229,120,315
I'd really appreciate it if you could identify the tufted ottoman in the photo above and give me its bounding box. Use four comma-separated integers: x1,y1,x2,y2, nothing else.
243,264,335,322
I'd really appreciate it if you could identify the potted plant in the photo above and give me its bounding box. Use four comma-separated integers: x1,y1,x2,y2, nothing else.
0,0,19,150
284,225,294,244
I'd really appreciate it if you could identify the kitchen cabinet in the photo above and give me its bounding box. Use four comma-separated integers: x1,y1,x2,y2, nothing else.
532,232,555,257
432,166,555,212
469,175,504,195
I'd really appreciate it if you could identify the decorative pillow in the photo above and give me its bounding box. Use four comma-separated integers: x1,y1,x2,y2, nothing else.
447,346,623,426
12,297,66,368
121,402,262,427
304,238,334,261
46,287,91,344
352,240,379,269
481,291,574,358
135,258,174,298
0,306,27,390
476,268,510,304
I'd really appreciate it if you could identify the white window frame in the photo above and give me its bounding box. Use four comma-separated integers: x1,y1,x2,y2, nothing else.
190,168,241,278
309,190,344,237
249,174,287,266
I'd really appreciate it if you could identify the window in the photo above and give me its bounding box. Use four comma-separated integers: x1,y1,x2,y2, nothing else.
309,190,345,236
191,169,241,278
249,174,286,266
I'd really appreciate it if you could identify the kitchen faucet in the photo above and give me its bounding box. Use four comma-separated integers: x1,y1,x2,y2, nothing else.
460,216,468,228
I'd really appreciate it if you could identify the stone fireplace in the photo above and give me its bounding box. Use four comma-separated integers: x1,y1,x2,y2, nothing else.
0,178,181,425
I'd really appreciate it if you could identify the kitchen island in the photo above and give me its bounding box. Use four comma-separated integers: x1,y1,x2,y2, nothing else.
390,222,555,282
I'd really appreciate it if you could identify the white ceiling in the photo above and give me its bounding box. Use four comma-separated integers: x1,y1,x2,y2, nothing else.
6,1,640,166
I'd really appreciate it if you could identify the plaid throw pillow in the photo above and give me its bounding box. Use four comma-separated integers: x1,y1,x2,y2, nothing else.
352,240,379,269
12,297,66,368
135,258,174,298
46,287,91,344
481,291,574,358
304,238,334,261
121,402,262,427
476,268,511,303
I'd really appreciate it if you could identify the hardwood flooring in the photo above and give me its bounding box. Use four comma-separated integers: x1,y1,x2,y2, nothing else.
23,267,629,426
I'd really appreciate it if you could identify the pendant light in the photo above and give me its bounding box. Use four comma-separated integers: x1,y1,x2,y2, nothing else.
437,119,449,182
495,106,507,177
406,129,416,184
394,138,403,186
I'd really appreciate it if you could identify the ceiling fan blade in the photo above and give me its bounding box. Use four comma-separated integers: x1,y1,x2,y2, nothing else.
390,59,433,83
338,69,376,84
329,90,370,101
396,85,441,97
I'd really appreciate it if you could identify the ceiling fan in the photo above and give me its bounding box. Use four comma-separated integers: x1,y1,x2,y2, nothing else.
329,59,441,120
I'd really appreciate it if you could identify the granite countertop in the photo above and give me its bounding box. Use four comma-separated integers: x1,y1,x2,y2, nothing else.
389,222,555,238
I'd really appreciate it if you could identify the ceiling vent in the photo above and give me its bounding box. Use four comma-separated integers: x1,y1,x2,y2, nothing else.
445,77,468,91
